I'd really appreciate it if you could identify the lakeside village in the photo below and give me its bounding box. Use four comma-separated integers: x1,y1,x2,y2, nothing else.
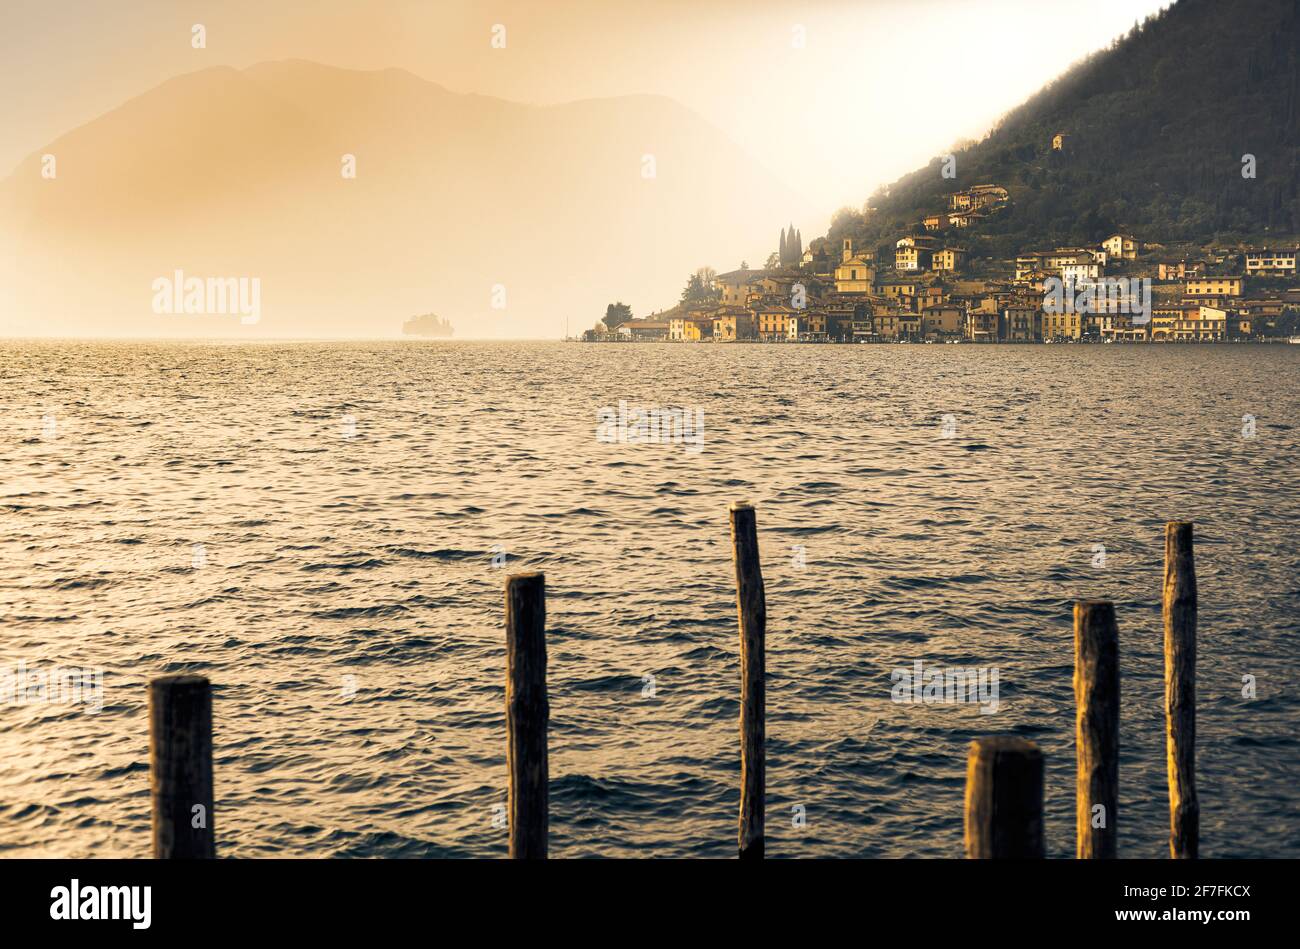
584,183,1300,344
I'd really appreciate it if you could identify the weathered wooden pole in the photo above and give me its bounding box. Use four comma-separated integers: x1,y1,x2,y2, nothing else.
1074,600,1119,858
505,572,548,859
149,674,215,858
730,501,765,859
1163,522,1198,859
964,737,1044,858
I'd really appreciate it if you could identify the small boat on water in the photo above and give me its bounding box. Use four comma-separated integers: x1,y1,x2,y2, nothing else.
1289,336,1300,344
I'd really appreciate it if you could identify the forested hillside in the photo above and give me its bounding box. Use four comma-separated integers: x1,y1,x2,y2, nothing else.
826,0,1300,259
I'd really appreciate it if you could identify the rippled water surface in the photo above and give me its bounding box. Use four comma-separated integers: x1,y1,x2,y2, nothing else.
1,340,1298,858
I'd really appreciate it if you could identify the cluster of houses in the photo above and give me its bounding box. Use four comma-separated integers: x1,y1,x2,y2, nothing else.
922,184,1011,233
589,181,1299,344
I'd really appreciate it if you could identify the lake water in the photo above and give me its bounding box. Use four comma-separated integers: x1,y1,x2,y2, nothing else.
1,340,1297,857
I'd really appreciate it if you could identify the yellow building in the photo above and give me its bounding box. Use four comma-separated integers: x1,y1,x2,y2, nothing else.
1185,277,1243,298
1244,249,1297,275
896,247,925,270
1102,233,1141,261
1045,248,1099,269
715,270,764,306
875,312,920,340
1015,255,1050,282
1041,310,1082,340
1151,304,1193,340
948,185,1008,211
895,236,936,272
1172,305,1227,341
921,304,963,338
756,304,798,339
1099,313,1149,341
712,308,757,341
877,280,921,300
931,248,966,273
834,258,874,293
669,317,713,341
951,210,990,228
1158,261,1204,280
971,187,1007,208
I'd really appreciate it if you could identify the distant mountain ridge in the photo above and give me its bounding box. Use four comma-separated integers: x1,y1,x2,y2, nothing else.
827,0,1300,258
0,60,801,338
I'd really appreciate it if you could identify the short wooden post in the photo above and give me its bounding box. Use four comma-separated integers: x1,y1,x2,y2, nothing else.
964,737,1044,858
1163,522,1198,859
1074,600,1119,858
730,501,765,860
149,674,215,858
506,572,548,859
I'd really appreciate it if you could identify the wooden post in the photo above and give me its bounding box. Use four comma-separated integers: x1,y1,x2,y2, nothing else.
730,501,765,860
149,674,215,858
506,572,548,859
1163,522,1198,859
964,737,1044,858
1074,600,1119,858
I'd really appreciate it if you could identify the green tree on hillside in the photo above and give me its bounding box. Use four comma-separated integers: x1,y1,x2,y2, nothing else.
604,302,633,329
680,267,720,305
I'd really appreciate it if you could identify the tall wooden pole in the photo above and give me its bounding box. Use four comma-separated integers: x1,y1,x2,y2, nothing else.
730,501,765,859
964,737,1044,858
506,572,548,859
149,674,215,858
1074,600,1119,858
1163,522,1198,858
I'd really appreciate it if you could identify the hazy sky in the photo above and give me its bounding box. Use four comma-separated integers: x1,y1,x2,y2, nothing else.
3,0,1172,234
